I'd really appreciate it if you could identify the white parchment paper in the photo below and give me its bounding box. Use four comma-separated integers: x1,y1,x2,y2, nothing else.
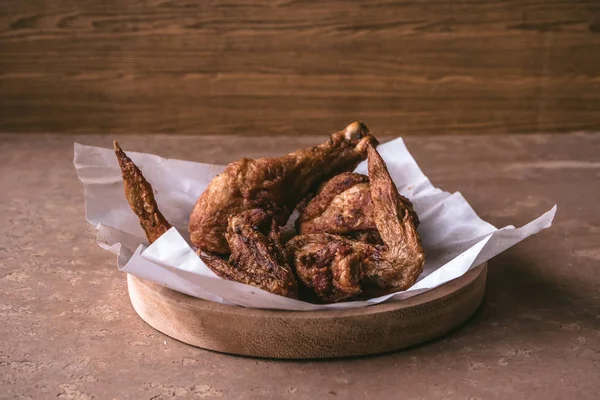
74,139,556,310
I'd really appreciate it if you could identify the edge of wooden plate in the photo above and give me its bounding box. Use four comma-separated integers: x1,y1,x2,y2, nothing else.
127,263,487,359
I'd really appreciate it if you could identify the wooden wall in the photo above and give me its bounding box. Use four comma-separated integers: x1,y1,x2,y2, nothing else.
1,0,599,136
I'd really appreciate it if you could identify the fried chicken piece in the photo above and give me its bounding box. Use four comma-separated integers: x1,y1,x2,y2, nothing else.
285,234,366,303
364,143,425,290
296,172,419,245
189,122,378,254
114,141,172,244
113,143,298,298
200,209,298,299
286,144,425,302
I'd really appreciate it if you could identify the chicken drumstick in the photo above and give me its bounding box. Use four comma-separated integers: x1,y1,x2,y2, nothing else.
189,122,378,255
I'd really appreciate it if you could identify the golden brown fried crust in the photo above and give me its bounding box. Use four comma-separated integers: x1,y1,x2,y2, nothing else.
113,141,172,244
295,172,370,233
189,122,378,254
200,209,299,299
364,144,425,290
296,173,419,245
113,126,424,304
286,234,367,303
114,142,298,299
286,144,426,302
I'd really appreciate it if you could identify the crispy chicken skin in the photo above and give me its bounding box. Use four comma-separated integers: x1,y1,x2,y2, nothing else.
296,172,419,244
113,141,172,244
114,126,424,304
114,144,299,299
285,234,366,303
200,209,299,299
286,144,425,302
364,144,425,290
189,122,378,254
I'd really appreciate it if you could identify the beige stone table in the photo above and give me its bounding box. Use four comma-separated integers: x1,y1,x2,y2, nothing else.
1,133,599,399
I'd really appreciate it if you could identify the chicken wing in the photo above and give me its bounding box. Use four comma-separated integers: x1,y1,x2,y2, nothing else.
189,122,378,254
200,209,298,299
114,144,299,299
286,144,425,302
114,141,172,244
364,144,425,290
296,172,419,245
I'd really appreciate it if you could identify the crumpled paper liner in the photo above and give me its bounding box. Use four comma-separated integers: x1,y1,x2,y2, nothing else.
74,138,555,310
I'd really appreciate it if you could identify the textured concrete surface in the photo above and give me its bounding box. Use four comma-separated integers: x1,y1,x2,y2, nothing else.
0,133,599,399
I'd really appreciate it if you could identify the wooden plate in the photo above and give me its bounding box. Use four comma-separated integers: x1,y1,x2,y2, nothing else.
127,263,487,359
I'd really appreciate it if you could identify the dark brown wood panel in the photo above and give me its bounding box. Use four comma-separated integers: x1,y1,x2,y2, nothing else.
1,0,599,135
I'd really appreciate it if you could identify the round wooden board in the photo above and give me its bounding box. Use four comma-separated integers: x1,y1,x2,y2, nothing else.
127,263,487,359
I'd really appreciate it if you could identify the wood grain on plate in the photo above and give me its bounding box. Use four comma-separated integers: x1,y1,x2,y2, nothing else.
1,1,599,136
127,263,487,359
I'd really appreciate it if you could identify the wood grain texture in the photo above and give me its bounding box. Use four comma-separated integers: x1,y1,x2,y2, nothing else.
127,264,487,359
1,0,599,136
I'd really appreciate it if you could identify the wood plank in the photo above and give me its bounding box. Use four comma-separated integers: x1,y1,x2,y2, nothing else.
1,0,599,135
